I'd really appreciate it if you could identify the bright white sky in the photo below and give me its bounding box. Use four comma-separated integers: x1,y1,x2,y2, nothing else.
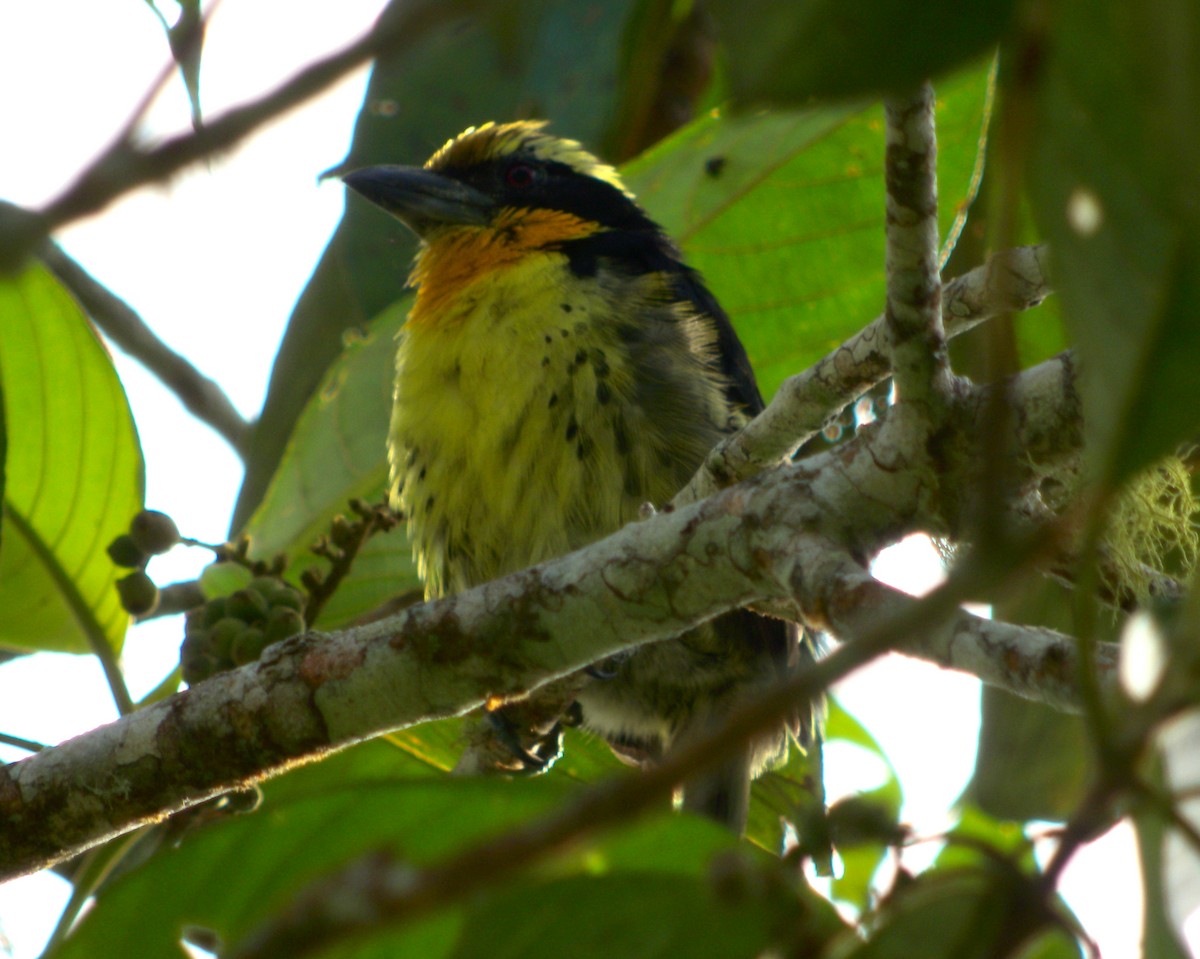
0,3,1145,958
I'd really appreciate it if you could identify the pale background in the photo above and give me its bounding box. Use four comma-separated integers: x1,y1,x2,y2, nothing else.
0,3,1141,957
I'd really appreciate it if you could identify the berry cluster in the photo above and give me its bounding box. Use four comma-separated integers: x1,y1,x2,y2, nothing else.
105,498,401,686
179,576,306,684
107,510,182,616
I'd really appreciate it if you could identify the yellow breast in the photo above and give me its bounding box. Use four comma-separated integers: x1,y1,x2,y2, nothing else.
390,228,735,598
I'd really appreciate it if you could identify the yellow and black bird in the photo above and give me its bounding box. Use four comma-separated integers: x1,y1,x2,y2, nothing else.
344,121,806,832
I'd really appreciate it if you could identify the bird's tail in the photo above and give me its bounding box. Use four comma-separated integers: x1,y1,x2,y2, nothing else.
680,738,754,833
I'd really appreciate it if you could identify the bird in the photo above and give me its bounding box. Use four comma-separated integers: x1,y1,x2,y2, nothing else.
343,121,809,832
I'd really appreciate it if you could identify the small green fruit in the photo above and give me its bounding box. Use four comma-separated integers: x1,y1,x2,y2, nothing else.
202,597,230,628
107,534,147,569
264,607,305,643
116,571,159,616
181,648,218,685
231,627,267,666
208,617,245,658
129,510,181,555
227,588,269,623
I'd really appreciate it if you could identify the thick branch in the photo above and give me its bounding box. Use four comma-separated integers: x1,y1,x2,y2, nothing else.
0,371,1096,879
0,459,815,880
676,245,1051,505
40,242,251,456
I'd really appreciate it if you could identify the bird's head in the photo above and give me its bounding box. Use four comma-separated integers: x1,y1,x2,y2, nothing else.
343,122,664,323
342,121,656,243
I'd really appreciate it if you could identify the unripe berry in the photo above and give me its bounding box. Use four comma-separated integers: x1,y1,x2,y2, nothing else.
264,606,305,643
116,571,159,616
227,587,269,623
208,617,245,658
107,534,147,569
129,510,181,555
231,627,267,665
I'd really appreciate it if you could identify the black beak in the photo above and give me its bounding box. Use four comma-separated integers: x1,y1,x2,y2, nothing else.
342,166,494,237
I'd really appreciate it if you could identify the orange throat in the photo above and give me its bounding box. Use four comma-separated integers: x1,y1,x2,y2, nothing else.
408,207,600,326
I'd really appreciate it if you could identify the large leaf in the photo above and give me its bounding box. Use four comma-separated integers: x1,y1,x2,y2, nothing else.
240,302,416,627
0,266,142,655
1027,0,1200,484
709,0,1015,103
624,59,994,401
51,759,747,959
447,873,776,959
232,0,656,531
965,687,1089,823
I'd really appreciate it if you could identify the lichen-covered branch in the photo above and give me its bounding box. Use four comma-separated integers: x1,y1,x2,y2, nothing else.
0,356,1098,879
0,454,827,880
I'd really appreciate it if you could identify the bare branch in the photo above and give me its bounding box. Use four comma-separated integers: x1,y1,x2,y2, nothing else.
138,580,207,621
883,82,948,403
676,245,1052,505
821,562,1117,713
40,242,252,456
0,0,456,269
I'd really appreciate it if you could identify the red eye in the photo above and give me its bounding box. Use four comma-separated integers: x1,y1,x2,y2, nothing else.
505,163,538,187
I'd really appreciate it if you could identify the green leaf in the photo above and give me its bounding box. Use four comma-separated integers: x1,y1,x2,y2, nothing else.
848,868,1044,959
0,265,143,655
824,697,903,816
966,687,1090,823
709,0,1015,103
1027,0,1200,484
448,873,774,959
1012,930,1085,959
965,580,1096,822
51,757,749,959
49,774,559,959
625,59,994,401
936,804,1033,870
233,0,652,530
748,734,823,855
1134,761,1193,959
242,309,404,561
822,697,904,908
240,303,418,627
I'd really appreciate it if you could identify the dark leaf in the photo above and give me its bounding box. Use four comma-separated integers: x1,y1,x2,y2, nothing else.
1027,0,1200,484
708,0,1015,102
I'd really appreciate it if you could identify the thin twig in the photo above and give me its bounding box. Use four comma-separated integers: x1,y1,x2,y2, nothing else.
139,580,206,621
40,241,252,456
0,732,47,753
0,0,453,267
